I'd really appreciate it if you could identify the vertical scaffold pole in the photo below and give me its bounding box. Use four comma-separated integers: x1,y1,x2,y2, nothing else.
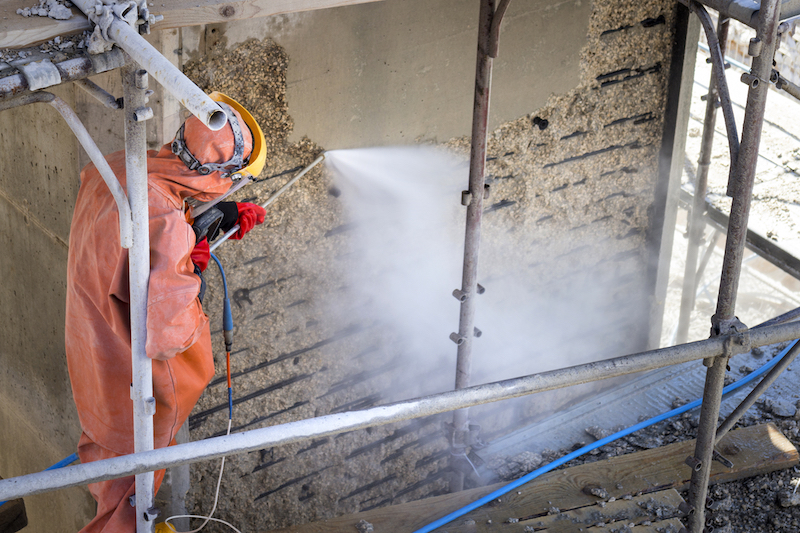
122,63,156,533
676,18,729,345
686,1,782,531
451,0,511,492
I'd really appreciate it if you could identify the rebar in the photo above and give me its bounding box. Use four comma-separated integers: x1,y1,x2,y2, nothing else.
2,316,800,504
687,0,783,530
676,15,730,345
121,64,155,533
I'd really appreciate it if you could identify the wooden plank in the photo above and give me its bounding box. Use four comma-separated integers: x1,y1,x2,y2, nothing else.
0,0,386,49
272,424,796,533
479,489,684,533
631,518,685,533
0,0,89,49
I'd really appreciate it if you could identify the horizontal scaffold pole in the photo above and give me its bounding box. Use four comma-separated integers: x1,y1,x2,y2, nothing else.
1,319,799,502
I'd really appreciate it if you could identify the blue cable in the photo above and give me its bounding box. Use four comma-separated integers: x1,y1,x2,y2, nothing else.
0,453,79,508
210,252,234,420
414,340,799,533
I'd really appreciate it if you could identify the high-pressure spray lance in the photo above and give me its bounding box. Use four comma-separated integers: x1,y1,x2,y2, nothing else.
159,156,325,533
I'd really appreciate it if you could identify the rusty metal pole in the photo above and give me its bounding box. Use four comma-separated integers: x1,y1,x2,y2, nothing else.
686,0,782,530
450,0,510,492
676,18,730,345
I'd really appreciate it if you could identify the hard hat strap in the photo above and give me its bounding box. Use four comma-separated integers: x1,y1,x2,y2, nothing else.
171,102,251,178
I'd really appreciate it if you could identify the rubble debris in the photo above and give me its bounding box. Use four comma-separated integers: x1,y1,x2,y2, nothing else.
586,425,612,440
355,519,374,533
778,489,800,507
488,450,544,480
765,399,798,418
16,0,73,20
583,485,610,499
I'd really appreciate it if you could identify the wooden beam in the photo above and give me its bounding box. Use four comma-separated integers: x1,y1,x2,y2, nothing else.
0,0,385,49
272,424,797,533
480,489,685,533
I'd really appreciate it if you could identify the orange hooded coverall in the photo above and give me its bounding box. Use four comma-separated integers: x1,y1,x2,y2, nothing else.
66,114,252,533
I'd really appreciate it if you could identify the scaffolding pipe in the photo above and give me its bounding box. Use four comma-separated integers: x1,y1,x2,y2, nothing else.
687,0,783,530
209,154,326,252
48,96,133,248
691,5,740,165
1,318,800,503
776,72,800,102
715,339,800,444
451,0,506,491
0,92,133,247
74,78,123,109
676,16,730,345
121,64,156,532
0,49,127,100
69,0,226,130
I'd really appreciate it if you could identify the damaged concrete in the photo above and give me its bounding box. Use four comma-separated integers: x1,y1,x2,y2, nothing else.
177,0,695,529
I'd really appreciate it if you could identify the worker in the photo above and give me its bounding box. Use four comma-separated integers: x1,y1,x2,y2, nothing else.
65,92,266,533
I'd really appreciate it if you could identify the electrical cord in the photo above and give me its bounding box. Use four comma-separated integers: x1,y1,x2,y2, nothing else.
413,339,799,533
163,253,238,533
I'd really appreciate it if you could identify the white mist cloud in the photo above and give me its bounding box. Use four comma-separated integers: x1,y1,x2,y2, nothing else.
325,146,643,413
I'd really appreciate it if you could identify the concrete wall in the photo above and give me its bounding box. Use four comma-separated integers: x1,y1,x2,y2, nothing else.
0,84,94,531
176,0,696,530
0,30,191,533
0,0,697,531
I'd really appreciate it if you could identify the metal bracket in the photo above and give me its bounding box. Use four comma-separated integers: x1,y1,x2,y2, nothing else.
449,332,465,345
142,396,156,416
707,317,750,366
685,455,702,471
143,506,161,521
740,72,762,89
712,450,734,468
18,59,62,91
445,421,485,450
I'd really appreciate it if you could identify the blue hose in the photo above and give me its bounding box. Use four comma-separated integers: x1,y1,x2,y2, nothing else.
414,340,799,533
0,453,79,508
210,252,234,420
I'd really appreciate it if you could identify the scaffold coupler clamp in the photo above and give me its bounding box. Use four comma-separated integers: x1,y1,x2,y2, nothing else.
706,316,750,367
445,421,486,482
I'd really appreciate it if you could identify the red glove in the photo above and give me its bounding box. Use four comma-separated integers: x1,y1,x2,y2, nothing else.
232,202,266,240
191,237,210,272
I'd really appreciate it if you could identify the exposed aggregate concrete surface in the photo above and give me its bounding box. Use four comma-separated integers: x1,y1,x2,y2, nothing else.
179,0,688,530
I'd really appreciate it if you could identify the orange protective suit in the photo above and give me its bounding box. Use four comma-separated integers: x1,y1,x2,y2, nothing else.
66,113,252,533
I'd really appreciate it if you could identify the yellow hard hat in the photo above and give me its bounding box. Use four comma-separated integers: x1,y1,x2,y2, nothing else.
208,91,266,180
